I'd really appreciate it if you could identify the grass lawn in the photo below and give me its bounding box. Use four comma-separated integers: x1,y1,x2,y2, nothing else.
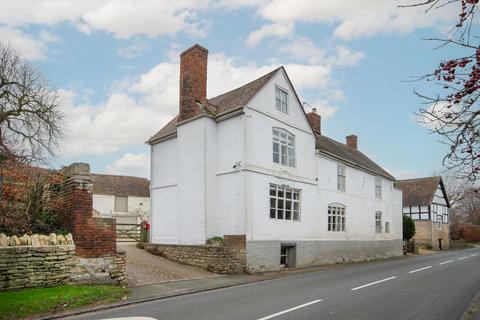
0,284,128,320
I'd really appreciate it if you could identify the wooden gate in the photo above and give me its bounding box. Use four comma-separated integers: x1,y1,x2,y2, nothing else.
116,223,141,242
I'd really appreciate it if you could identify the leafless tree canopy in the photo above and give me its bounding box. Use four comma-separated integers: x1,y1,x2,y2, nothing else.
0,43,62,163
403,0,480,181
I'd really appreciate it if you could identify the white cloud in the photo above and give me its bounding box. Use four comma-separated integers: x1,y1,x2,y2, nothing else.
416,101,458,131
280,38,365,67
330,45,365,66
309,99,339,119
280,37,326,65
249,0,455,46
0,27,51,60
245,22,294,48
1,0,209,40
117,41,150,59
106,153,150,178
83,1,194,39
0,27,61,61
57,89,171,157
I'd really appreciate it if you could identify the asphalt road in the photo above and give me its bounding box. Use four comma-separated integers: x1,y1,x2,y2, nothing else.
68,248,480,320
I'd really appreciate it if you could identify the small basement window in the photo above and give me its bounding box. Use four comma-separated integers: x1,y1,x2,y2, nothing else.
280,244,296,268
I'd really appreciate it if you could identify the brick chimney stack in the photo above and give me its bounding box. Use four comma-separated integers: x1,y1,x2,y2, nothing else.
178,44,208,123
346,135,358,150
306,107,321,135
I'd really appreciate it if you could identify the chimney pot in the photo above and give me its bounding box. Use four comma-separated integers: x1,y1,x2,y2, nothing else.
178,44,208,123
346,135,358,150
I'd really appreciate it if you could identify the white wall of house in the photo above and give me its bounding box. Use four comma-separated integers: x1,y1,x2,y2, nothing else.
150,69,402,248
151,137,179,244
93,194,150,216
93,194,114,215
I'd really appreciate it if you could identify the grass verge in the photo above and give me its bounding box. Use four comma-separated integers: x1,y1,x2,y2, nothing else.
0,284,128,320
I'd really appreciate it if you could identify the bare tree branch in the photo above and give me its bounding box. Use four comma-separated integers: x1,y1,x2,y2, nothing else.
0,43,63,164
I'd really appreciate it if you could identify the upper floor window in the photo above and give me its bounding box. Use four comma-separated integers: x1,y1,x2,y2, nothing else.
375,177,382,199
273,128,296,167
275,86,288,113
328,204,345,232
114,195,128,212
375,211,383,233
270,184,300,221
337,164,346,192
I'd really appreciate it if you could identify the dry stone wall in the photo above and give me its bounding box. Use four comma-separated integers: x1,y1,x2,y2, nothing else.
0,232,126,291
0,245,75,290
143,243,242,274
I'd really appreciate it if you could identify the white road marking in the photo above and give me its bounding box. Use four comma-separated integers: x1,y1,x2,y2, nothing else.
409,266,433,274
351,276,397,291
458,256,469,260
471,254,479,257
257,299,322,320
439,260,454,265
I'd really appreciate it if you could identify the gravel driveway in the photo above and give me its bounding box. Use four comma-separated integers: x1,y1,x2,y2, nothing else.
118,243,216,286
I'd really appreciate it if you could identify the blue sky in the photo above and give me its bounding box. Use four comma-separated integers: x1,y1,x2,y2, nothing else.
0,0,461,178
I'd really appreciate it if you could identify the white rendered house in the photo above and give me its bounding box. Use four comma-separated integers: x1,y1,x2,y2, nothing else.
148,44,403,272
91,173,150,224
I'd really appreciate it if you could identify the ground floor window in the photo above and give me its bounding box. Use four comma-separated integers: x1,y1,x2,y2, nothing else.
375,211,382,233
328,204,345,232
269,184,300,221
385,222,390,234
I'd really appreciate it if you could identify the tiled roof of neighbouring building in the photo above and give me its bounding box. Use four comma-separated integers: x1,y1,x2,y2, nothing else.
91,174,150,197
395,176,446,207
147,66,396,181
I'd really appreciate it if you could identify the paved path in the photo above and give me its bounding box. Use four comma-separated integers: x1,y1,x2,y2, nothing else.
118,243,214,285
70,248,480,320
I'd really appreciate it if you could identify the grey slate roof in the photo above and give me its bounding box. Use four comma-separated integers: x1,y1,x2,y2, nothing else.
395,177,448,207
316,135,395,180
147,66,395,181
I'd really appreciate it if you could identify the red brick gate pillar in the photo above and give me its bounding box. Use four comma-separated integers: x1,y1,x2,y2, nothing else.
63,163,116,257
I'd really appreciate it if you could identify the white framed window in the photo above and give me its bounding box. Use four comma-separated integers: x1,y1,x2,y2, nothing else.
385,222,390,234
270,184,300,221
375,177,382,199
114,195,128,212
337,164,346,192
275,86,288,113
328,204,345,232
375,211,382,233
273,128,296,167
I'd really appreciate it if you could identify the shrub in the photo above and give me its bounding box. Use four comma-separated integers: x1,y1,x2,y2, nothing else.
458,224,480,242
403,215,416,241
0,159,66,235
